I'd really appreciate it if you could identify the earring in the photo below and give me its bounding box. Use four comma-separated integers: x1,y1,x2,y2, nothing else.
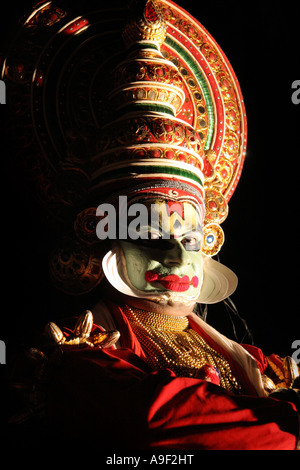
201,223,224,257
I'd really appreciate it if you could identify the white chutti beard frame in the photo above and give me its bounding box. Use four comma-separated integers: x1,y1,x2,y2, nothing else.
102,245,237,305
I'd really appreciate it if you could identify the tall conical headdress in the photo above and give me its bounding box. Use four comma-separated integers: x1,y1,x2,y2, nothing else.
2,0,247,299
90,0,206,228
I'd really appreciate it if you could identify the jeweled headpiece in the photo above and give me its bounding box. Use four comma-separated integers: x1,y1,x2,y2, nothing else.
2,0,247,301
89,1,206,234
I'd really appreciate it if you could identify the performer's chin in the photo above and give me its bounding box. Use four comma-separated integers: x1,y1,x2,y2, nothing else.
143,291,197,308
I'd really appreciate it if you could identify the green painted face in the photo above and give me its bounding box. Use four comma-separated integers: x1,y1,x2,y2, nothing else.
119,199,204,300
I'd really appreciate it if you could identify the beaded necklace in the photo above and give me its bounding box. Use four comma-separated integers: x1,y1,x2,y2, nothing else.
124,305,241,393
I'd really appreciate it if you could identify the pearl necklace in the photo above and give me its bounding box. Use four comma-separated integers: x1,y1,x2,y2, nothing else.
124,305,241,393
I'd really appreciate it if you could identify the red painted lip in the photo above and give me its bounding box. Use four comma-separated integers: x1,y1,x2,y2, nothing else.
145,271,199,292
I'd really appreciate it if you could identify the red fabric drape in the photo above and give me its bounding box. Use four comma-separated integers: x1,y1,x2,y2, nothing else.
45,303,299,450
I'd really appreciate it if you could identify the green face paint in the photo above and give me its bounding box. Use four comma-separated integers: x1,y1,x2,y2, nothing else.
119,199,204,299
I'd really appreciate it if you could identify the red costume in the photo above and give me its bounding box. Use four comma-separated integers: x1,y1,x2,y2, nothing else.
44,302,299,450
3,1,299,451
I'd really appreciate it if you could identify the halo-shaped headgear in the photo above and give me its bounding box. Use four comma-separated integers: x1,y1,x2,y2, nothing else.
2,0,247,301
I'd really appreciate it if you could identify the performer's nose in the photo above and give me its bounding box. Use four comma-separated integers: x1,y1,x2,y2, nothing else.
162,239,191,267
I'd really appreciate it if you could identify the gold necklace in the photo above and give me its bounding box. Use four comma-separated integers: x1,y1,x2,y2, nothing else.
124,305,241,393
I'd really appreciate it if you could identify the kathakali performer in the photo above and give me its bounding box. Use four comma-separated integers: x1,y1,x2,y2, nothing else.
3,0,300,450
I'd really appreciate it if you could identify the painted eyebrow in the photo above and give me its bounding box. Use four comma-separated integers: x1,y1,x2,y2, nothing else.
173,229,203,238
181,229,203,237
148,227,203,239
130,219,203,236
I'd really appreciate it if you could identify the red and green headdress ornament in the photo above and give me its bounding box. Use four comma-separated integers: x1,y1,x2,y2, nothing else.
2,0,247,300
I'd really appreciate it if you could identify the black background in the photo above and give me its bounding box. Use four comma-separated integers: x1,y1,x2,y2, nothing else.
0,0,299,363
